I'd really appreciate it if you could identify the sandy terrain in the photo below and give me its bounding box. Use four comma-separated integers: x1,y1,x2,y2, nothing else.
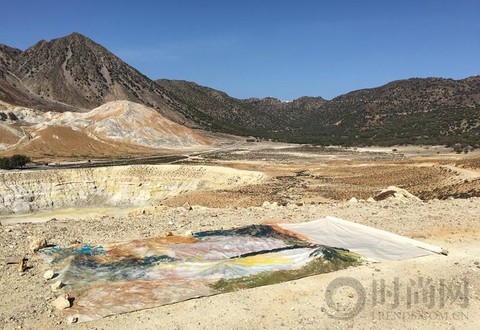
1,144,480,329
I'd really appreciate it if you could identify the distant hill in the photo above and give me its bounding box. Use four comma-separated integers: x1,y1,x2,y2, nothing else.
1,33,479,148
0,100,212,158
157,77,480,147
156,79,328,132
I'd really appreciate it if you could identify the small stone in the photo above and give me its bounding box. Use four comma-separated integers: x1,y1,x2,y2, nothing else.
28,236,48,253
183,230,193,237
43,270,55,280
51,294,71,310
182,202,193,211
367,197,375,202
348,293,354,298
209,212,218,217
67,316,78,324
262,201,270,208
51,281,64,291
162,231,173,237
348,197,358,203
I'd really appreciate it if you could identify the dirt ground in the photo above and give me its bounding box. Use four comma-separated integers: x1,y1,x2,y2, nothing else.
1,143,480,329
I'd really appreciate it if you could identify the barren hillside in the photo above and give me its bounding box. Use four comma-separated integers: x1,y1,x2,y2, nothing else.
0,100,213,158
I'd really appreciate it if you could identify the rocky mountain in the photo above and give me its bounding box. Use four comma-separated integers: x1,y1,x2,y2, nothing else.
156,79,327,132
1,33,191,124
299,76,480,146
157,77,480,146
0,44,79,113
1,33,479,148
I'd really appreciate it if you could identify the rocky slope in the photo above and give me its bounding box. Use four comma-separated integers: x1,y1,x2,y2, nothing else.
158,77,480,146
1,33,190,124
156,79,327,132
0,164,264,214
0,100,213,158
0,44,77,113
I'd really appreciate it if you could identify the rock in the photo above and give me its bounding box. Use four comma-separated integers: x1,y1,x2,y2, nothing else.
367,197,375,202
374,186,421,202
262,201,270,208
51,281,64,291
183,230,193,237
43,270,55,280
182,202,193,211
348,197,358,203
28,236,48,253
66,316,78,324
162,231,173,237
209,212,218,217
51,294,71,310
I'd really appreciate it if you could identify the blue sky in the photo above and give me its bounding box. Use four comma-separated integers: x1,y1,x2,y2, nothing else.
1,0,479,100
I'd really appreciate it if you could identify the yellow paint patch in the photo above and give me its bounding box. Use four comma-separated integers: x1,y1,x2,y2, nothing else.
230,254,292,267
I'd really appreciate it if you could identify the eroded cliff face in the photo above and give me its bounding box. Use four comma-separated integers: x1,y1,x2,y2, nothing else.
0,165,265,214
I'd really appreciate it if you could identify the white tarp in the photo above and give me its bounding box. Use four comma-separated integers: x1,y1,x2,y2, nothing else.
279,216,444,262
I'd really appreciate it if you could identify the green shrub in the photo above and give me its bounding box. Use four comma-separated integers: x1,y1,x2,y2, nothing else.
0,154,31,170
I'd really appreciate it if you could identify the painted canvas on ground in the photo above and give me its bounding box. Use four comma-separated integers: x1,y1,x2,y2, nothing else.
40,217,442,322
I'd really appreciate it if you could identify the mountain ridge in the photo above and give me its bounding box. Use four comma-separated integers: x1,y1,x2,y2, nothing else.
2,33,194,125
1,33,479,148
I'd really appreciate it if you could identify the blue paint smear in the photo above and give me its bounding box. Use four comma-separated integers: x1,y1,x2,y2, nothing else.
73,244,105,257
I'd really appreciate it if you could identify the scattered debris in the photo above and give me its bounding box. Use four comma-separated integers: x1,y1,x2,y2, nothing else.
18,257,27,272
5,256,26,265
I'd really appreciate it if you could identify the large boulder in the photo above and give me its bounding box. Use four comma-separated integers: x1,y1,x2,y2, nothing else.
374,186,421,202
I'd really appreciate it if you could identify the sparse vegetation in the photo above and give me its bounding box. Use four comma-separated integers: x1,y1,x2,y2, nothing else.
2,34,480,149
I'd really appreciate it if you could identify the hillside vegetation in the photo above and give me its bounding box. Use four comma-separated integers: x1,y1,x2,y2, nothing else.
1,33,479,148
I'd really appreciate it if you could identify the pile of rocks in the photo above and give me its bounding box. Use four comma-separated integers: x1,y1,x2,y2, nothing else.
347,186,421,204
